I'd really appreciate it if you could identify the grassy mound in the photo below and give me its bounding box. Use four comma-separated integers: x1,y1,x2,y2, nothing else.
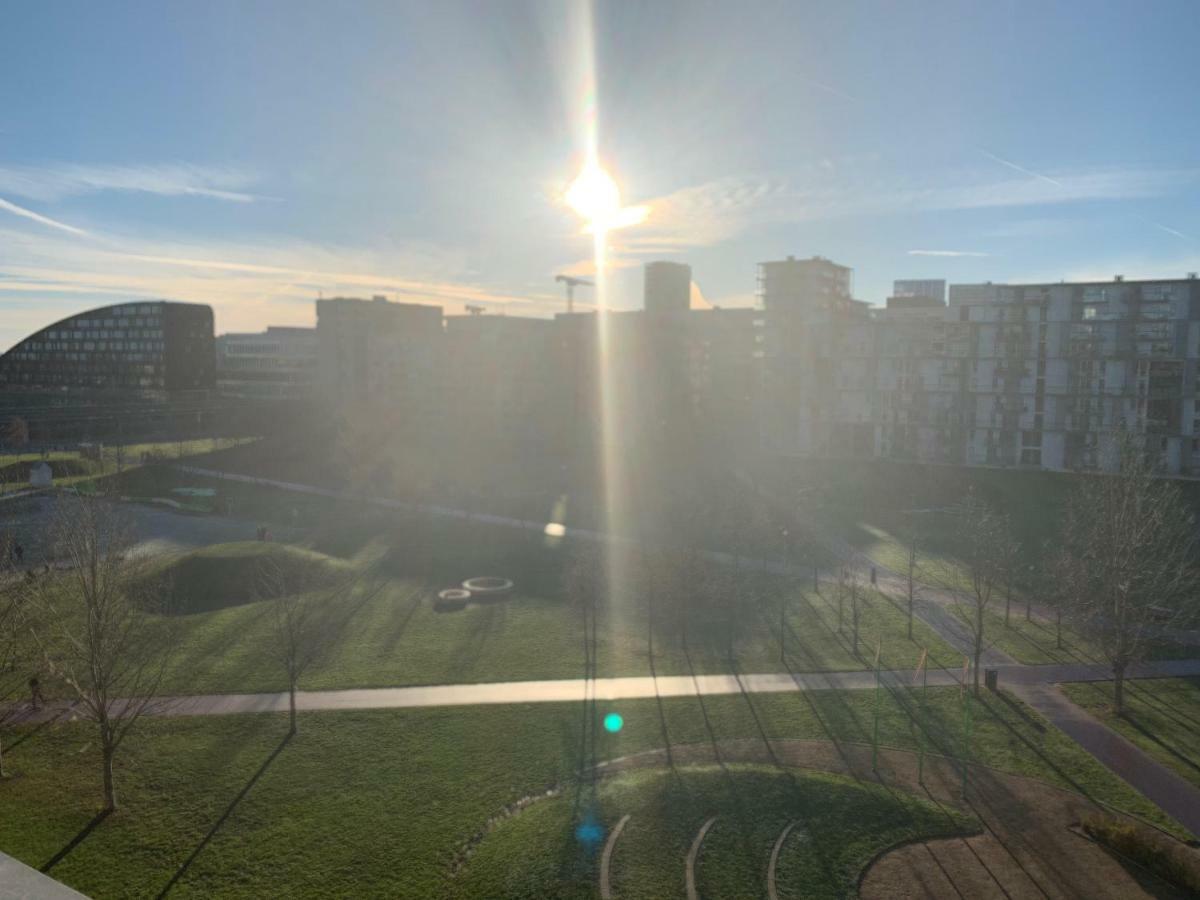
0,457,100,483
454,765,976,899
144,541,350,614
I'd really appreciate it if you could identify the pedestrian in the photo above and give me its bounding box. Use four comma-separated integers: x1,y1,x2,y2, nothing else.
29,676,43,711
870,566,876,585
13,543,23,564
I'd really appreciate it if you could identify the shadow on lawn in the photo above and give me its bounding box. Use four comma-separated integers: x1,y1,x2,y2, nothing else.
155,732,292,899
41,809,112,874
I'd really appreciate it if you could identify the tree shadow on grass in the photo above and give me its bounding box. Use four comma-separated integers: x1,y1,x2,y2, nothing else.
41,809,112,873
155,732,292,899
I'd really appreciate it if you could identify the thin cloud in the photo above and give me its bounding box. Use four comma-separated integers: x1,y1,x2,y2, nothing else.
976,149,1064,187
0,197,89,236
907,249,990,257
0,163,272,204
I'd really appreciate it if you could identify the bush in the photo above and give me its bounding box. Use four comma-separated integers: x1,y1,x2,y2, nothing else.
1082,813,1200,893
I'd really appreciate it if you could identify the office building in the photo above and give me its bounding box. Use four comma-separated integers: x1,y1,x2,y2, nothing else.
643,261,692,314
216,326,318,399
0,301,214,394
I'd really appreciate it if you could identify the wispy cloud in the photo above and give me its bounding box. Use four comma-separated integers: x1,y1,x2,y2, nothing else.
0,197,89,236
622,164,1196,252
0,226,561,349
0,163,272,204
907,249,990,257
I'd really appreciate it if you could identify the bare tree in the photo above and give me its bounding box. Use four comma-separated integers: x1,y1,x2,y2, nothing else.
0,547,35,778
928,492,1014,696
1000,534,1022,627
27,496,177,810
1057,436,1200,714
904,526,919,640
3,416,29,452
848,568,865,658
259,555,358,736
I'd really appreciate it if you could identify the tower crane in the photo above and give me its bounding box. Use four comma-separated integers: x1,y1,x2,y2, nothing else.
554,275,593,314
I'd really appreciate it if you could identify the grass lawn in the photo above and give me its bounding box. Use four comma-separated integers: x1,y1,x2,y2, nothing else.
456,765,975,900
1061,677,1200,792
142,539,962,695
0,679,1188,898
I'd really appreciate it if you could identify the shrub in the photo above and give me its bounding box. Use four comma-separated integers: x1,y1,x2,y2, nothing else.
1082,813,1200,894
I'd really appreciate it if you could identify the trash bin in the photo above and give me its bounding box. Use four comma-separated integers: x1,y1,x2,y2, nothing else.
985,668,999,692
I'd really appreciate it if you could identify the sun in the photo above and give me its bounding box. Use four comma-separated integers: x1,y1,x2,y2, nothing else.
565,161,649,233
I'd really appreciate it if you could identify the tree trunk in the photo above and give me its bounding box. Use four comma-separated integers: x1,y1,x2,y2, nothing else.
1026,595,1032,621
1113,660,1127,716
102,744,117,811
973,606,984,697
812,565,818,593
0,735,5,778
1004,585,1011,626
1055,608,1063,650
289,683,298,735
779,600,786,663
907,585,914,640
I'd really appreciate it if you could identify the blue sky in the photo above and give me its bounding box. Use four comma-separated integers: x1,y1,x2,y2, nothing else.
2,0,1198,348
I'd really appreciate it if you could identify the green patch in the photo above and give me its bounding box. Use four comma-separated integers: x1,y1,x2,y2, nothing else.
455,766,975,900
141,542,350,614
1062,678,1200,792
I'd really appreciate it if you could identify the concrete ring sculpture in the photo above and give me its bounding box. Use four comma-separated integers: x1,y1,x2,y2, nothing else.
462,576,514,600
434,587,471,613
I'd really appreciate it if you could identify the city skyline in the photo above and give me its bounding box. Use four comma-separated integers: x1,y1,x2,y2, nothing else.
3,0,1200,351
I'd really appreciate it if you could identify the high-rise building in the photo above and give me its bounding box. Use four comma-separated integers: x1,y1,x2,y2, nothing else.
643,261,692,314
757,255,857,317
315,295,444,409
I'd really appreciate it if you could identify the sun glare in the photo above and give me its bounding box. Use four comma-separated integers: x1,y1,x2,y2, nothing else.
565,162,649,233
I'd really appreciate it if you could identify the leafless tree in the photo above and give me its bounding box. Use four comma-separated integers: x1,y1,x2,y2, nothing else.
847,568,865,658
564,546,604,680
927,492,1015,696
1000,534,1022,627
0,548,36,778
259,555,362,736
1057,436,1200,714
904,526,919,640
26,496,177,810
3,416,29,451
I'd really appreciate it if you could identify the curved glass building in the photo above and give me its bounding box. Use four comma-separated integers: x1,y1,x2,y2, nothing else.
0,301,215,394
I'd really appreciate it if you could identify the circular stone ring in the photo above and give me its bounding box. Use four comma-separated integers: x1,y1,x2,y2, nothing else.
461,576,514,597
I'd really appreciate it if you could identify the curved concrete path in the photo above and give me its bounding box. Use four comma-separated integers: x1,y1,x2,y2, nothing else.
685,817,717,900
767,821,798,900
599,814,630,900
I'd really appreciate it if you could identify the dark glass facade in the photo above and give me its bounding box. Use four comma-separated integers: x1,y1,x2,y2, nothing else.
0,301,215,393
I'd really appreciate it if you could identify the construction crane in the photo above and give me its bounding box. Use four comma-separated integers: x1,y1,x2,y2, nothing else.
555,275,593,314
464,304,485,316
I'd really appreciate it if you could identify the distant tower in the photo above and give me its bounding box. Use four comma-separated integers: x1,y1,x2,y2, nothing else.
644,261,692,314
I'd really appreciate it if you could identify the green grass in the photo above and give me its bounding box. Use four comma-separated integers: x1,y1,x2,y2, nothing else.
455,765,975,900
1061,678,1200,792
144,542,961,695
142,541,351,614
0,680,1186,898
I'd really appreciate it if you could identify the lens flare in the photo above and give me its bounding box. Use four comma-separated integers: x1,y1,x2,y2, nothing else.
565,162,649,234
603,712,624,733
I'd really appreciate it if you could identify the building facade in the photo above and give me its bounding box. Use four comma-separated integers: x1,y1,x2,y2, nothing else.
643,261,692,315
216,326,318,399
0,301,214,394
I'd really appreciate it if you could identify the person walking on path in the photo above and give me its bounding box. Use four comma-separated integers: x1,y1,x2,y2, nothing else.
28,676,44,711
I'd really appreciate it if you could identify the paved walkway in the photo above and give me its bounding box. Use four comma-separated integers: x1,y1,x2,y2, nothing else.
1011,680,1200,837
13,658,1200,724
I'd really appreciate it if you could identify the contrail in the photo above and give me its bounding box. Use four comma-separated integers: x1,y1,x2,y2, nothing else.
977,149,1064,188
0,196,89,236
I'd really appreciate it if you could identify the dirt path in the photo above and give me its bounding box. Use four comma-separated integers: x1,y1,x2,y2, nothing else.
592,738,1198,900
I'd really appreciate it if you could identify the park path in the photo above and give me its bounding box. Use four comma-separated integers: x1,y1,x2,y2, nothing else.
1011,680,1200,838
12,658,1200,724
